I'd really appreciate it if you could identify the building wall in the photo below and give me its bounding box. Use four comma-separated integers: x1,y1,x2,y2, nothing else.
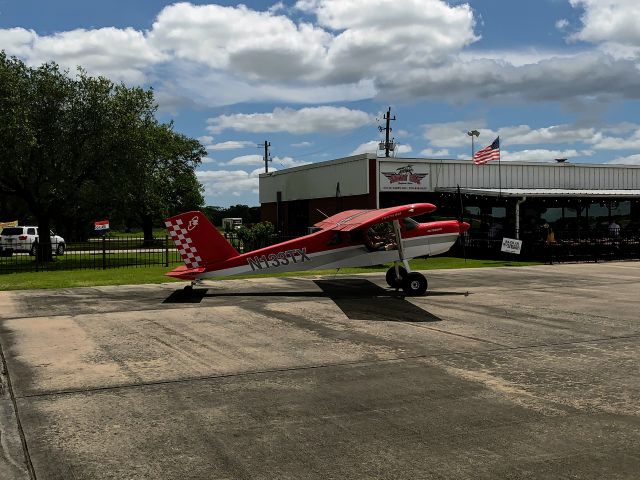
392,159,640,190
260,155,371,203
261,155,640,233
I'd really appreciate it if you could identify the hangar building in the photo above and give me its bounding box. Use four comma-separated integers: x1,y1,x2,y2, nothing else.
259,154,640,247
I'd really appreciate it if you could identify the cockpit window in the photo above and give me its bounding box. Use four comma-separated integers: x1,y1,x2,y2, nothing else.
328,232,341,245
403,218,418,231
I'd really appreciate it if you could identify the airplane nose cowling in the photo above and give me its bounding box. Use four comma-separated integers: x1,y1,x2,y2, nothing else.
458,221,471,233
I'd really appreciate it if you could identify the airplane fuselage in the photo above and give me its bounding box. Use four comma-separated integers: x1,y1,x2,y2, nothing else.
189,220,463,280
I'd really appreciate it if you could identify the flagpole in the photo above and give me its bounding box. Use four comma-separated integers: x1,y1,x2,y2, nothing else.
498,136,502,198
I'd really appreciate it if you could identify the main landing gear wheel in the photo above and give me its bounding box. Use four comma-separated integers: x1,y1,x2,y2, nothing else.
402,272,428,296
385,266,407,288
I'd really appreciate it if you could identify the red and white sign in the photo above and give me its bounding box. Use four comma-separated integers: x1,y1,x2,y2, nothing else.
379,162,430,192
94,220,110,232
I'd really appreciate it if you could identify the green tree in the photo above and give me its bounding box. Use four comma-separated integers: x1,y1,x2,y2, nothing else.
0,53,205,250
116,122,205,243
0,54,115,259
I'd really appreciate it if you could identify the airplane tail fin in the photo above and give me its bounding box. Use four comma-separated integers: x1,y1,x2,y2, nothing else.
164,211,239,269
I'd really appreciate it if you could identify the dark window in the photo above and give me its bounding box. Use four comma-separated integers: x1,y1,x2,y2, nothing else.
1,227,23,236
27,228,36,235
403,218,418,231
328,232,342,245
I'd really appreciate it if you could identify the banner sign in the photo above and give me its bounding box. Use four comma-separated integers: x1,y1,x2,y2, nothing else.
501,237,523,254
379,162,431,192
0,220,18,229
94,220,110,233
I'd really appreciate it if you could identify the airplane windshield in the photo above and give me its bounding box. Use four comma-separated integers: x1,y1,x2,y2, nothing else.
403,218,418,231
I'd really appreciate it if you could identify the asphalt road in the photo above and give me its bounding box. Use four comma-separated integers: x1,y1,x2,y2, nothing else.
1,263,639,479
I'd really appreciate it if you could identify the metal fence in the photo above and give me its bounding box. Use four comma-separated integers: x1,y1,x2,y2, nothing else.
457,230,640,263
3,230,638,275
0,236,183,274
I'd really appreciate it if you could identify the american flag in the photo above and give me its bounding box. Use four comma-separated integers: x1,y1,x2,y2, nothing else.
473,137,500,165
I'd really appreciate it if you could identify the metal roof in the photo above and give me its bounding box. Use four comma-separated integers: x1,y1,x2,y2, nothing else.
437,188,640,198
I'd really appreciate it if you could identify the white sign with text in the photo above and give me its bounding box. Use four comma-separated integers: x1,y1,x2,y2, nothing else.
501,237,523,254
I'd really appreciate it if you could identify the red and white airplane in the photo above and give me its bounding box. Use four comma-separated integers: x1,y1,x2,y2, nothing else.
164,203,470,296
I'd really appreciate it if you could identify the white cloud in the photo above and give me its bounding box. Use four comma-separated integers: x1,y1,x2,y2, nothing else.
271,156,312,168
3,0,640,108
380,51,640,103
350,141,380,155
607,154,640,165
0,28,37,57
268,2,287,14
291,141,313,147
395,144,413,154
570,0,640,50
590,128,640,150
207,106,373,134
196,168,262,197
223,154,264,166
295,0,478,85
500,124,598,145
424,121,600,148
200,156,216,164
198,135,215,144
0,27,166,83
349,141,410,156
423,121,494,148
149,2,331,82
420,148,450,157
206,141,255,151
555,19,569,30
501,149,590,162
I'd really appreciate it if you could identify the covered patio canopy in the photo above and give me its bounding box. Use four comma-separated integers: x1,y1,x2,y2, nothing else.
436,188,640,198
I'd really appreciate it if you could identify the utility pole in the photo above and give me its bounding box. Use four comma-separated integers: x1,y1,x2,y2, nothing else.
378,107,396,157
260,140,271,173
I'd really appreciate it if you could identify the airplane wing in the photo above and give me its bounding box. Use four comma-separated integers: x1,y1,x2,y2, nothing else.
314,203,436,232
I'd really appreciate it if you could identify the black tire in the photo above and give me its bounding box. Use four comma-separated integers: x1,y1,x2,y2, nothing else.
402,272,428,296
29,243,37,256
385,266,407,288
56,243,65,256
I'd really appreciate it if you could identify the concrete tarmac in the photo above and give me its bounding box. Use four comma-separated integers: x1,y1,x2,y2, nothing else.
0,263,639,479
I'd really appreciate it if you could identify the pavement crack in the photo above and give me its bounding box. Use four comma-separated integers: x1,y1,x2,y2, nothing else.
15,331,640,401
0,336,37,479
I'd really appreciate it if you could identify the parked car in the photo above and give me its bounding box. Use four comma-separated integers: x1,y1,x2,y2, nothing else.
0,226,65,256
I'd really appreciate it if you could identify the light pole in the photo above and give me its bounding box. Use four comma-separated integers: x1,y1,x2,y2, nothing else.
467,130,480,159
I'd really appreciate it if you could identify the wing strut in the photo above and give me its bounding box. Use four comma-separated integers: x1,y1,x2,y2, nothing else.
392,219,410,276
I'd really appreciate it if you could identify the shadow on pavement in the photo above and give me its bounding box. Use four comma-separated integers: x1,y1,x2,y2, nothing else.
163,278,447,323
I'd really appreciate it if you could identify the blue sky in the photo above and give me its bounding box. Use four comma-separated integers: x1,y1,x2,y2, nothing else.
2,0,640,207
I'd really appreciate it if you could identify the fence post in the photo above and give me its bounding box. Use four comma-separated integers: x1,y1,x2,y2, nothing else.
102,236,106,270
165,235,169,267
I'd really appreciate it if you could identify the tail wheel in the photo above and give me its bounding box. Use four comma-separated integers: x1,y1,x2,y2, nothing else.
385,266,407,288
402,272,428,296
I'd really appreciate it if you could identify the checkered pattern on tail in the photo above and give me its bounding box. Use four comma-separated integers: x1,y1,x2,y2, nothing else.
165,218,203,269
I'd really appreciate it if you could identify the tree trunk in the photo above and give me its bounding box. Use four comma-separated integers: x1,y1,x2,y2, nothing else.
36,215,54,262
142,214,154,246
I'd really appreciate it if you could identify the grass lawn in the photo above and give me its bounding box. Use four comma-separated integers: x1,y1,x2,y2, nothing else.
0,256,539,291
